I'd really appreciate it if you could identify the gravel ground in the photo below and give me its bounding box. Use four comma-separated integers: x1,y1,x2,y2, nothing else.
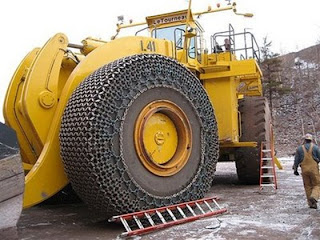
11,160,320,239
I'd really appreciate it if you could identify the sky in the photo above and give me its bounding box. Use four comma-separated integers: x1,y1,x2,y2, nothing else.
1,0,320,122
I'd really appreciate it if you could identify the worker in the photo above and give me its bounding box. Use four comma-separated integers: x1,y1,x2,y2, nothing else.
293,133,320,209
224,38,231,51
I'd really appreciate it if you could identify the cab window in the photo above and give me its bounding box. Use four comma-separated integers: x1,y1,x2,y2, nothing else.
152,25,185,48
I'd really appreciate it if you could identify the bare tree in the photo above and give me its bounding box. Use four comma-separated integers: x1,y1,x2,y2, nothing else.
260,37,290,115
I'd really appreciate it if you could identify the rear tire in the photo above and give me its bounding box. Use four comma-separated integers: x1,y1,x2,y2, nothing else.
60,54,219,217
235,97,271,184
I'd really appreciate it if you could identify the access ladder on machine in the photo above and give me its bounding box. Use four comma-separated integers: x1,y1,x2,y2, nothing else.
260,141,278,190
109,197,227,237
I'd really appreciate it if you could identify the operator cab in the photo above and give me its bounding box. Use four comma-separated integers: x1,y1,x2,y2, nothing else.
146,10,204,64
143,8,260,70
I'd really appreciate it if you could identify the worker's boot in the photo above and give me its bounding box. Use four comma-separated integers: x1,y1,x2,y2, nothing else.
309,197,318,209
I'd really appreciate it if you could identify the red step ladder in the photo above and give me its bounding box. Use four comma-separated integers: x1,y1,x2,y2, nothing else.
260,141,278,190
109,197,227,237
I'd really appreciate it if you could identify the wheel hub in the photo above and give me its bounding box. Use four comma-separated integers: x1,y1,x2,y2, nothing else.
134,100,192,176
143,112,178,165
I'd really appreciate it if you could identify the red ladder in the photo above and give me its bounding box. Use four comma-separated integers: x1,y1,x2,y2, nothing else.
109,197,227,237
259,141,278,190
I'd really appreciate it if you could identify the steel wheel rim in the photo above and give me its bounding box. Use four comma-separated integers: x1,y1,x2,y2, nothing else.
134,100,192,176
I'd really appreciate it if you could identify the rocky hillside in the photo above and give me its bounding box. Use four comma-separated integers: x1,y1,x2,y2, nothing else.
270,44,320,156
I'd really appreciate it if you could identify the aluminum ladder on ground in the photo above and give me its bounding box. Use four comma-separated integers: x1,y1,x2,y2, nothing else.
260,141,278,190
109,196,227,237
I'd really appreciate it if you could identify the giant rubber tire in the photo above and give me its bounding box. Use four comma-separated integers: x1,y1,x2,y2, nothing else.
59,54,219,217
235,97,271,184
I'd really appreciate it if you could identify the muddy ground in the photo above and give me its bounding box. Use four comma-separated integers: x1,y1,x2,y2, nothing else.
9,160,320,239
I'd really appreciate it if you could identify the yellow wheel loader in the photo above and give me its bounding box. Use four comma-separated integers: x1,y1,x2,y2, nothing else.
1,1,272,219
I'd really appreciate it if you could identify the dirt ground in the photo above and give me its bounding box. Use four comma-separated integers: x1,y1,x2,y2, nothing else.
9,160,320,239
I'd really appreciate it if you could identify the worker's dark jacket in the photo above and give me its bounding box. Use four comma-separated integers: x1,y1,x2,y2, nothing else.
294,143,320,168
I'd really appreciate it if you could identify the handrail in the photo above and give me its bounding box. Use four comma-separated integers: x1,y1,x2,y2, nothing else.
136,24,158,37
135,26,149,36
211,28,260,62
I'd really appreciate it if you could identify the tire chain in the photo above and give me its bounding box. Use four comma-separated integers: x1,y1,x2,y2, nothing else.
60,54,219,217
